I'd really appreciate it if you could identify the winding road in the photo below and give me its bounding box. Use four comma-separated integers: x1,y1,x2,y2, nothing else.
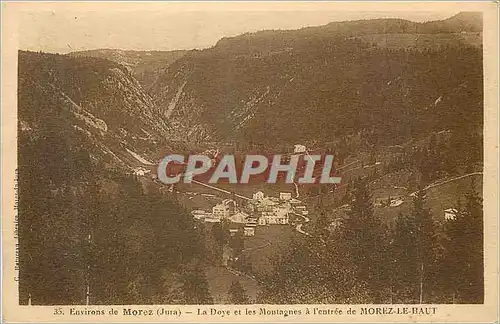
294,212,311,236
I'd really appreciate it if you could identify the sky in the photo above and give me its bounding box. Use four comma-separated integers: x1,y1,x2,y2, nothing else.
17,3,460,54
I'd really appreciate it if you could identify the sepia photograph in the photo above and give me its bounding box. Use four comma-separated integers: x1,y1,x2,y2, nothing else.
1,1,498,322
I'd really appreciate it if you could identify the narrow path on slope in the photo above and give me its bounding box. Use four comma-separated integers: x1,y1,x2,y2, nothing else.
409,172,483,197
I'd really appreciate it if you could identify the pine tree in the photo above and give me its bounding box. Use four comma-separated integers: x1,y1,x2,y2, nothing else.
343,177,386,301
228,280,251,304
411,189,437,303
460,190,484,303
211,223,225,264
391,213,419,302
180,264,214,304
258,232,368,304
442,189,483,303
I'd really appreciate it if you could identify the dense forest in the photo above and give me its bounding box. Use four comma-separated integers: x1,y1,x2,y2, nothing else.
18,123,215,304
152,14,482,147
17,62,212,304
258,179,483,304
154,44,482,146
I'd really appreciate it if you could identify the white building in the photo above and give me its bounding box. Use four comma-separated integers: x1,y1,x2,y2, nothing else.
256,197,279,212
229,213,247,237
444,208,458,221
294,144,307,154
204,217,221,223
244,224,256,236
262,205,290,225
223,199,237,211
280,192,292,201
273,205,290,224
230,212,248,224
212,199,237,219
390,198,404,207
253,191,265,201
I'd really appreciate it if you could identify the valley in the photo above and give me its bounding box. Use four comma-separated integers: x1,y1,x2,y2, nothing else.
17,11,484,305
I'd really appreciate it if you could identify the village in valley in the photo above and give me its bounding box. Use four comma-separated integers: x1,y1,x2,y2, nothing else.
129,138,475,247
190,190,308,235
126,138,477,303
187,190,309,267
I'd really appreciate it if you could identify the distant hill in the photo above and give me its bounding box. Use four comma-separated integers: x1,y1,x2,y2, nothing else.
324,12,482,35
419,12,482,33
69,49,187,91
150,12,483,146
212,12,481,56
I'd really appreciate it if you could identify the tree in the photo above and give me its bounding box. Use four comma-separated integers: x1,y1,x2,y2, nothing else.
228,280,251,304
343,177,388,302
390,213,419,302
211,223,225,264
258,233,369,304
180,264,214,304
442,189,483,303
411,189,438,303
19,121,209,305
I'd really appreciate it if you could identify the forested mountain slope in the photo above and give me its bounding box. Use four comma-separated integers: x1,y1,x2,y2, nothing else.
18,51,182,169
18,51,211,305
151,13,482,146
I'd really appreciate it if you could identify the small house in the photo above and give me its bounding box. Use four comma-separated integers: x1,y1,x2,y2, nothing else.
230,212,248,224
444,208,458,221
294,144,306,154
244,224,257,237
253,191,265,201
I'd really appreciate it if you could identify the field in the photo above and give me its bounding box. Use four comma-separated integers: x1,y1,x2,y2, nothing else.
424,173,482,220
301,171,484,231
373,173,483,227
